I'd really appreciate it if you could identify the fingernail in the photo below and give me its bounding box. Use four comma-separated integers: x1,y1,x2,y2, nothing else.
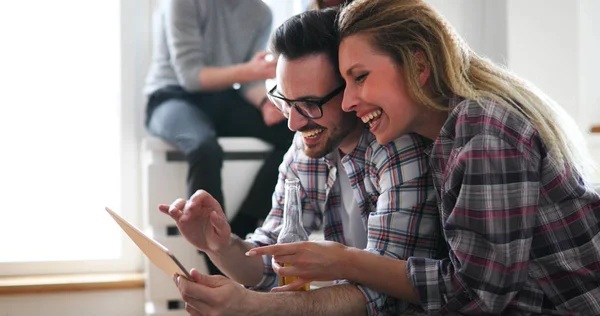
245,250,255,256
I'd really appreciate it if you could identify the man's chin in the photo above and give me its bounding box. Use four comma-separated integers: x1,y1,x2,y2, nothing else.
302,143,330,159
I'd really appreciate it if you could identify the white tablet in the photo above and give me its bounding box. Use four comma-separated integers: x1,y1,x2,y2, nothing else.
105,207,191,280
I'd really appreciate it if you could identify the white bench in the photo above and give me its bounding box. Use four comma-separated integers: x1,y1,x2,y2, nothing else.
141,136,273,316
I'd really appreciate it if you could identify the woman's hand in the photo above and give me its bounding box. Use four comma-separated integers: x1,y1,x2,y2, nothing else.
247,241,352,291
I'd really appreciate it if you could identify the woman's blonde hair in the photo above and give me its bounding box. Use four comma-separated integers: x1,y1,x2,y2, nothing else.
339,0,596,182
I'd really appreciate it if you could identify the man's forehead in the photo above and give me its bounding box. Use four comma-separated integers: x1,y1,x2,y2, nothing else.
276,54,338,99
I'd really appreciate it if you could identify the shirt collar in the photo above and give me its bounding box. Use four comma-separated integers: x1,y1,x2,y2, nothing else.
323,127,370,166
437,95,466,141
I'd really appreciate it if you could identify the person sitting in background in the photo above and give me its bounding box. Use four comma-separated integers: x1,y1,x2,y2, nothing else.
310,0,354,9
143,0,295,275
160,8,443,316
254,0,600,314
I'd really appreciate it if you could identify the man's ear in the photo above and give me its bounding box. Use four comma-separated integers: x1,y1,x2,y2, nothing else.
414,51,430,86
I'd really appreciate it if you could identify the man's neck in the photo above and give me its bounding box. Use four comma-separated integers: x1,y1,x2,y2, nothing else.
337,124,364,157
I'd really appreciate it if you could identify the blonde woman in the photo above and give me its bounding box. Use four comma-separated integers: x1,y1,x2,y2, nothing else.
252,0,600,314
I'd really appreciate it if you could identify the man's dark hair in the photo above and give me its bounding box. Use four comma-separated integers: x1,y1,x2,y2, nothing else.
270,8,341,78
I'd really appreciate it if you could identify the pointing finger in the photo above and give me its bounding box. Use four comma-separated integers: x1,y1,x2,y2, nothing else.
245,243,298,257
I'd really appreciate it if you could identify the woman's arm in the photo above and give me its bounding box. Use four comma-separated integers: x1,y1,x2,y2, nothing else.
407,135,539,314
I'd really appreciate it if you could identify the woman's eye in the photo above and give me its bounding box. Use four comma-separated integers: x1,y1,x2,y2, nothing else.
355,73,368,84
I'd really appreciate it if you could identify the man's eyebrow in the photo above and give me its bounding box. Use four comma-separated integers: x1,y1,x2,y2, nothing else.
275,89,321,101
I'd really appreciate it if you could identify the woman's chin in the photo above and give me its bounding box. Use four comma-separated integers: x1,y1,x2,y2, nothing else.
374,133,393,145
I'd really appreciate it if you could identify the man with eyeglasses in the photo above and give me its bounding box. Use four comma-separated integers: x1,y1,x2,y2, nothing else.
160,8,442,316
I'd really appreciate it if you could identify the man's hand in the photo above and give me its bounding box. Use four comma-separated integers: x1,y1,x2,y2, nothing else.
243,51,277,82
158,190,231,254
247,241,351,291
175,269,254,316
261,99,286,126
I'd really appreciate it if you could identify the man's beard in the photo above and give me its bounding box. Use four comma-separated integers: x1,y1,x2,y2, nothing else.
301,123,353,159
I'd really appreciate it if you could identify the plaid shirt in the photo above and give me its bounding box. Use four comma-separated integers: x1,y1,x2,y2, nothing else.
249,128,442,315
407,97,600,315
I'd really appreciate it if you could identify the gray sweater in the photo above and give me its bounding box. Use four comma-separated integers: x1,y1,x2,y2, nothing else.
144,0,272,96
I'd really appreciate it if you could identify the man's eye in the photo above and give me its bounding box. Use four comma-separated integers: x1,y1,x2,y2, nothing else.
296,101,317,109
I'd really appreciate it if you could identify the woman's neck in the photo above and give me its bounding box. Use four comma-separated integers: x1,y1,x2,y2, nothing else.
414,108,448,141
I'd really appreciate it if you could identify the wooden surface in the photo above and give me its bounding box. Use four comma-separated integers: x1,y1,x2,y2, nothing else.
0,273,144,295
591,125,600,133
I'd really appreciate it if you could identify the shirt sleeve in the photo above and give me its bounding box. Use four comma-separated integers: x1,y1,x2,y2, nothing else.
407,134,539,314
344,134,440,316
163,0,206,92
240,8,273,95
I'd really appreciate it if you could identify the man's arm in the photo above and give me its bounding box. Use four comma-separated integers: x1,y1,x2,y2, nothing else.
214,140,303,289
158,191,266,286
197,64,257,92
240,6,274,103
206,234,265,286
176,271,368,316
252,284,367,316
163,0,274,92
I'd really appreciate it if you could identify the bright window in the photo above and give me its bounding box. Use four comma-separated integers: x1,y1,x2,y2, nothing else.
0,0,140,275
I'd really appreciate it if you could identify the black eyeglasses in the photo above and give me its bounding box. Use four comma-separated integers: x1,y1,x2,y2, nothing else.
267,84,345,119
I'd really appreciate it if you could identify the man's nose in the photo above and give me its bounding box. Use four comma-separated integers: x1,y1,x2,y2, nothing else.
287,106,309,132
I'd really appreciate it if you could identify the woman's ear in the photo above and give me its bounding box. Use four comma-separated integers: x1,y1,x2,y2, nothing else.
414,51,430,86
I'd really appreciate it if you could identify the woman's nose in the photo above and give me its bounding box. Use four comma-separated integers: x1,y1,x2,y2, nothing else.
341,87,357,112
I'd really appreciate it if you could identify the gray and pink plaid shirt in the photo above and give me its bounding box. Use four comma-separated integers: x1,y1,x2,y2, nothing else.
407,97,600,315
250,128,442,315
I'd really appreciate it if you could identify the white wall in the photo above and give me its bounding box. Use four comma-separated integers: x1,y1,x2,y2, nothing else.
578,0,600,131
507,0,580,120
425,0,507,64
0,290,144,316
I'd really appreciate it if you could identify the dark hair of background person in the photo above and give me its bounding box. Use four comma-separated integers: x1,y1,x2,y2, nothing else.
270,8,341,79
310,0,354,10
